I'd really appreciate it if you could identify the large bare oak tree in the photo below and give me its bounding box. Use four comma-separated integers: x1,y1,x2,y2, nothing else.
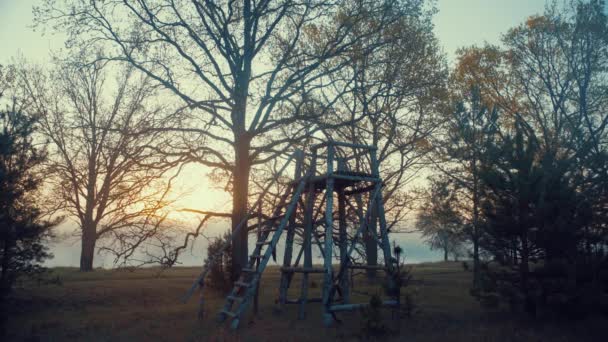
21,56,180,271
36,0,407,276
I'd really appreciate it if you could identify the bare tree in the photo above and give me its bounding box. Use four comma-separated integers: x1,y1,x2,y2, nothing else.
20,55,180,271
329,5,447,277
35,0,407,277
431,84,497,290
416,176,465,262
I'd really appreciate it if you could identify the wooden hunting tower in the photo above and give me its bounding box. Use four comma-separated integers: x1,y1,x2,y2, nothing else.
185,141,399,329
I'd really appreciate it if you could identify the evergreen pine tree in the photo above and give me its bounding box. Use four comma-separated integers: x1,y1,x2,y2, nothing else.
0,66,56,330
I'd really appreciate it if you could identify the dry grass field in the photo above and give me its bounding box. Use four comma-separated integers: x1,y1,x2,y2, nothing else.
5,262,607,341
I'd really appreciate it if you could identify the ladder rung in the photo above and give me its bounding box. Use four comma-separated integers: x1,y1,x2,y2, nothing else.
281,266,326,273
249,254,263,259
220,310,237,317
256,240,271,246
241,268,256,273
347,265,388,271
284,297,323,304
235,281,251,288
227,295,244,302
261,228,276,233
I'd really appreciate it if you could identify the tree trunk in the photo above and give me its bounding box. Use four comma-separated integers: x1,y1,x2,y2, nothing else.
1,234,14,296
473,230,480,278
231,135,251,281
519,198,534,314
366,122,379,281
444,247,448,262
0,237,10,336
229,59,252,281
520,233,534,314
472,158,481,290
80,223,96,271
337,188,349,302
364,207,378,281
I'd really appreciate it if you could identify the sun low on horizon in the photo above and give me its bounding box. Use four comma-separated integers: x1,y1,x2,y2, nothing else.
167,163,232,223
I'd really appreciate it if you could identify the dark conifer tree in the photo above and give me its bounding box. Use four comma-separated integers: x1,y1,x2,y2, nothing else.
0,66,56,326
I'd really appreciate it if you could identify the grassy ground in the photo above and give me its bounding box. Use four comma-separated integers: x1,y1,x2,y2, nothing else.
5,261,607,341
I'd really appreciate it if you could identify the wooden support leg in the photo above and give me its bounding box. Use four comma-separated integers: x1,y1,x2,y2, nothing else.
366,206,379,282
197,283,205,320
253,275,259,315
254,207,262,315
279,151,303,309
337,187,349,303
324,183,383,317
279,202,298,310
322,177,335,326
299,182,316,319
375,189,399,307
294,241,305,267
298,222,313,318
376,190,393,272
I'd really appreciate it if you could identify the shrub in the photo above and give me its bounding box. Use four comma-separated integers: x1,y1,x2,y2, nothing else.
384,245,412,297
401,290,417,317
473,257,608,317
462,261,470,272
384,264,411,298
384,243,416,318
205,232,233,293
478,292,500,309
361,294,388,337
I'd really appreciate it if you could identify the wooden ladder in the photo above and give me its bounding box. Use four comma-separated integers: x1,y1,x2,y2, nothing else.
182,151,304,311
218,176,308,329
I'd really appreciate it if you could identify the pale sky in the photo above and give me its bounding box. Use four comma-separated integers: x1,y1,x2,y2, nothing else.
0,0,550,64
434,0,547,59
0,0,552,267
